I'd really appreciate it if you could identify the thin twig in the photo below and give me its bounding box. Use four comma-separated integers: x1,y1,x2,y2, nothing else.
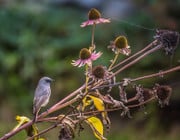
0,121,33,140
27,123,61,140
111,44,163,78
131,65,180,82
66,97,156,117
108,52,119,70
91,23,96,49
39,84,85,118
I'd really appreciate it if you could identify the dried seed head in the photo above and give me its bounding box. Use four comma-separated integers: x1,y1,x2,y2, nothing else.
119,85,127,103
154,84,172,107
92,65,105,79
135,86,153,103
59,125,74,140
114,36,128,49
155,29,180,55
88,8,101,20
79,48,91,60
142,88,154,101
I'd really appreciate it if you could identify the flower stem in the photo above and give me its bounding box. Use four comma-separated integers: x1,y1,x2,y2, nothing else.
91,23,96,51
108,52,119,70
85,64,90,93
110,44,163,79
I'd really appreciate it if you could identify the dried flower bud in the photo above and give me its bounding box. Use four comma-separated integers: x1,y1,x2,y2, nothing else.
58,115,75,140
59,125,74,140
154,84,172,107
154,29,180,55
142,88,154,101
88,8,101,20
92,65,106,79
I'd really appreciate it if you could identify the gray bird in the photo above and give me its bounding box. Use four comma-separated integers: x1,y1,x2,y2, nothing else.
33,76,53,122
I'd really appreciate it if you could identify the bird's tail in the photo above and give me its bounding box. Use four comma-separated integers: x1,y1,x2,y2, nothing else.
33,113,37,123
33,107,40,123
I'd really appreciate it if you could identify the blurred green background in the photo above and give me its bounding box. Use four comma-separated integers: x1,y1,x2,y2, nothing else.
0,0,180,139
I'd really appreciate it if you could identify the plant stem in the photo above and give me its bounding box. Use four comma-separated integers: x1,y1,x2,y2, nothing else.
85,64,90,93
91,65,180,90
131,65,180,82
110,44,163,79
38,84,86,119
91,23,96,50
27,123,60,140
108,52,119,70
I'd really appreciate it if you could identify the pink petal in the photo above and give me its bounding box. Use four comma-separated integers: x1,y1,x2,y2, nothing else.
98,18,111,23
80,20,94,27
71,59,81,66
91,52,102,60
80,18,110,27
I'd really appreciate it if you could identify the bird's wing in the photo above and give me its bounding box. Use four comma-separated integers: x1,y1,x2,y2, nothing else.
33,85,51,114
35,85,51,97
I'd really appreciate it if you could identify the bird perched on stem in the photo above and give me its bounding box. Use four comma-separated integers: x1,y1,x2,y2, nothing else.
33,76,53,122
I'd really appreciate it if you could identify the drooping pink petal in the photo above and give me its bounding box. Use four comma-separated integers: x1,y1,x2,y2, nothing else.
80,18,110,27
98,18,110,23
71,59,81,66
120,48,131,56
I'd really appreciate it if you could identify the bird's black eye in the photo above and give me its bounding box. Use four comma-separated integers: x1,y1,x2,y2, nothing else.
45,79,51,83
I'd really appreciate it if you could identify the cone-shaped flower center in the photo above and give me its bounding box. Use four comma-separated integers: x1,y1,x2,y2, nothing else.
114,36,128,49
79,48,91,60
92,65,105,79
88,8,101,20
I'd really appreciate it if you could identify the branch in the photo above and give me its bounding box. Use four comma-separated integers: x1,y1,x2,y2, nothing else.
92,65,180,90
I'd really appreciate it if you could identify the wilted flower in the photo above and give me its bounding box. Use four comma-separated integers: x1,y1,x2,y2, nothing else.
135,85,154,103
154,29,179,55
153,84,172,107
81,8,110,27
108,36,131,55
119,85,127,103
59,125,74,140
72,48,102,67
92,65,106,79
88,65,116,92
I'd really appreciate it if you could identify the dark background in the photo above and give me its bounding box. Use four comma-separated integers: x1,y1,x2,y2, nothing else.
0,0,180,139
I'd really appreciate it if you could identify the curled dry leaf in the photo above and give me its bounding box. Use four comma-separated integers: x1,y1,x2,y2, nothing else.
85,116,107,140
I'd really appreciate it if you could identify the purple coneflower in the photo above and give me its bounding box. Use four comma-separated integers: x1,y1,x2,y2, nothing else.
72,48,102,67
81,8,110,27
108,36,131,56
